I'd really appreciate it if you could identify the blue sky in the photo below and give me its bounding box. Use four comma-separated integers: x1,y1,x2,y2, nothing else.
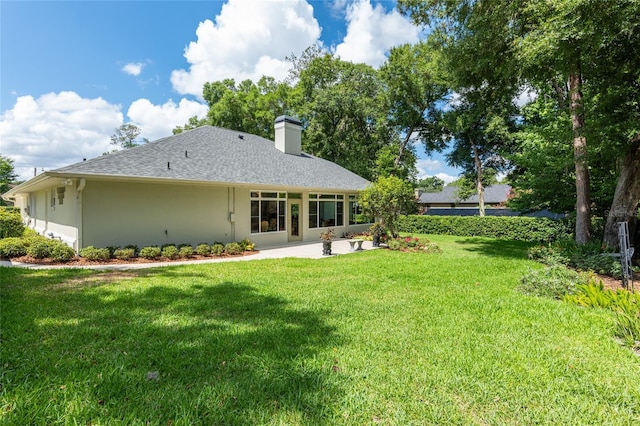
1,0,460,182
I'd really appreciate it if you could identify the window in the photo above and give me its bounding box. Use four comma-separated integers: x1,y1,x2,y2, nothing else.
251,191,286,233
349,194,371,224
309,193,344,228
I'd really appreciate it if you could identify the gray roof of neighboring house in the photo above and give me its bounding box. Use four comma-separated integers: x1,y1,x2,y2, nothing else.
418,184,511,204
50,126,370,191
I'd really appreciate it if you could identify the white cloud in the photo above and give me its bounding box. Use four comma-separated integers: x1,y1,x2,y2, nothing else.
333,0,420,67
122,62,145,76
416,157,459,183
0,92,122,181
127,98,209,141
170,0,321,97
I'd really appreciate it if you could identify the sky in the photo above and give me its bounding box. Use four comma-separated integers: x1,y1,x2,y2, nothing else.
1,0,461,183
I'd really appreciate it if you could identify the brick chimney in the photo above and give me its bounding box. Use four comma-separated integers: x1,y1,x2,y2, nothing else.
274,115,302,155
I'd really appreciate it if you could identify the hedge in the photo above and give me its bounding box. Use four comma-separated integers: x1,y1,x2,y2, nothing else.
398,215,571,243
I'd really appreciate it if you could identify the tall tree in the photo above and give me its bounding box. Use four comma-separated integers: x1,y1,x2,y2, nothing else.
111,123,147,149
0,155,18,205
379,42,449,173
296,54,394,181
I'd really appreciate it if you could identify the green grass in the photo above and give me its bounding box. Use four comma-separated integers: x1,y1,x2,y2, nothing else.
1,235,639,425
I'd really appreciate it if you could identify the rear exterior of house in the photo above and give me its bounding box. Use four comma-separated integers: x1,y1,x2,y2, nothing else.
4,117,371,250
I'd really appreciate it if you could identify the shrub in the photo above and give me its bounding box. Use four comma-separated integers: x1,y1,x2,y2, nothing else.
139,246,161,260
224,242,243,255
211,243,225,256
0,208,25,239
0,237,27,258
113,248,136,260
565,282,640,349
79,246,111,261
398,215,571,243
50,243,75,262
528,244,570,265
27,238,56,259
529,239,621,277
178,245,194,258
386,236,442,254
239,238,255,251
124,244,139,255
195,243,211,256
517,265,586,299
161,245,179,259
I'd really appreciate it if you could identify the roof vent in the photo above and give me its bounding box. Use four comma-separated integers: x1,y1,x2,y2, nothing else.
238,134,244,140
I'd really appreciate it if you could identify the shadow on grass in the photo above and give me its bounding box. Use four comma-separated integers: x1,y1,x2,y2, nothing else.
1,267,340,424
454,237,533,260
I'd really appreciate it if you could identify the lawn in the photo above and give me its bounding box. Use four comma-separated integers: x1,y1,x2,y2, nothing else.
1,235,639,425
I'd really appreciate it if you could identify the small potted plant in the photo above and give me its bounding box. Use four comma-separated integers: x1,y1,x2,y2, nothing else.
369,222,385,247
320,228,335,255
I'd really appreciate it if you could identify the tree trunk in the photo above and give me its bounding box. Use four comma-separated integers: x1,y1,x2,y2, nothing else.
603,135,640,249
472,142,485,217
393,126,415,169
568,65,591,244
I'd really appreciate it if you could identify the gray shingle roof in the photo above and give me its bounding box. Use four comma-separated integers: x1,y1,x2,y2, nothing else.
51,126,370,191
418,184,511,204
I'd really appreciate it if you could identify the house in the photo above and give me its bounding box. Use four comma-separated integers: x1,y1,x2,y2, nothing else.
2,116,372,250
416,184,563,218
417,184,512,211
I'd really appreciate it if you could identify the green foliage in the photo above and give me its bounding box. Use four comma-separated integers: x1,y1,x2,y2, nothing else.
387,236,442,254
26,238,56,259
529,238,621,277
224,242,243,255
416,176,445,192
359,176,416,237
195,243,211,256
0,155,18,205
110,123,147,149
239,238,255,252
79,246,111,261
139,246,161,260
161,245,179,260
50,243,75,262
0,237,27,257
565,281,640,348
178,245,194,259
517,265,585,299
0,208,25,238
527,244,570,265
211,243,225,256
399,215,570,242
113,248,136,260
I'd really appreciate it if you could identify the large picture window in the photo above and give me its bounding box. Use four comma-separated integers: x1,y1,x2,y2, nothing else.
251,191,286,233
309,194,344,228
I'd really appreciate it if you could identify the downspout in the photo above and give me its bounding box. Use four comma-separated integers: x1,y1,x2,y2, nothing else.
76,178,86,251
229,187,236,241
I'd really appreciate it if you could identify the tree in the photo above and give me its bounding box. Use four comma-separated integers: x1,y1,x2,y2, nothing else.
296,54,394,181
0,155,17,205
416,176,445,193
111,123,147,149
358,176,415,238
379,43,449,175
200,77,294,140
398,0,640,245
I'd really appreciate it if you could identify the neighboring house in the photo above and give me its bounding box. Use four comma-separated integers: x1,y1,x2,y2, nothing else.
416,184,563,218
417,184,512,210
2,116,372,250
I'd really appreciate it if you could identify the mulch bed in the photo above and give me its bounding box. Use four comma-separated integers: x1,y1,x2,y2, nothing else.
6,251,260,267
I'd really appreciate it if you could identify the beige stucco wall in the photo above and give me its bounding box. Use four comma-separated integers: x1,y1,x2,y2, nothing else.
81,180,235,248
